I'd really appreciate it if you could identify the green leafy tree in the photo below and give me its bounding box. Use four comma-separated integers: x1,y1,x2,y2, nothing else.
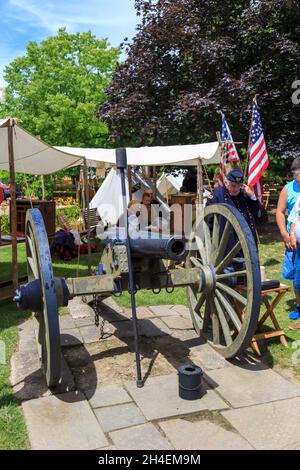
1,28,119,148
99,0,300,163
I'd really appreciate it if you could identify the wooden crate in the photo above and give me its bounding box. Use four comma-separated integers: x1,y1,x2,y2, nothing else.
10,199,56,241
170,193,196,235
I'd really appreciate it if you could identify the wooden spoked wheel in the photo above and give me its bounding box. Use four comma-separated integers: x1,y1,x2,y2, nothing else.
26,209,61,387
186,203,261,358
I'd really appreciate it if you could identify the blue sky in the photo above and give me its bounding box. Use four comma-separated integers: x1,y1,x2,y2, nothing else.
0,0,139,88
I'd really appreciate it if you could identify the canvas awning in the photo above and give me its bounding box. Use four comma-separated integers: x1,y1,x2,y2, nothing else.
0,118,221,175
57,141,221,167
0,118,83,175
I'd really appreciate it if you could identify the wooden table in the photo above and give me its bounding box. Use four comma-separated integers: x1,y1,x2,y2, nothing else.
237,284,290,356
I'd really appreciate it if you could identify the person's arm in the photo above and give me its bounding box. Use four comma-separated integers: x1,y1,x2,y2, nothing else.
287,202,298,250
276,187,291,249
289,222,297,250
205,190,220,206
241,185,260,222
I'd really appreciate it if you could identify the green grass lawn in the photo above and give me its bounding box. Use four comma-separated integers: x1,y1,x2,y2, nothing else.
0,243,101,284
0,301,30,449
0,247,100,450
0,221,300,449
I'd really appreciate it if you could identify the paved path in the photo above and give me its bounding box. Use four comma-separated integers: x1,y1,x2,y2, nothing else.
11,297,300,450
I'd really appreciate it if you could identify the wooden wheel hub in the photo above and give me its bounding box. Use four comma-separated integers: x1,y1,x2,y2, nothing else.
200,265,217,294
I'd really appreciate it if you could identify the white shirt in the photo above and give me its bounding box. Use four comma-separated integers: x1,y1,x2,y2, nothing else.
288,196,300,225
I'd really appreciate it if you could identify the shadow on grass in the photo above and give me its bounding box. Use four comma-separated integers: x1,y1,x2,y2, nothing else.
264,258,281,267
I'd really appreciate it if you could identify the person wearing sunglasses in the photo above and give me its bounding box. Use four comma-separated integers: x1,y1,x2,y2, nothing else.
206,169,260,246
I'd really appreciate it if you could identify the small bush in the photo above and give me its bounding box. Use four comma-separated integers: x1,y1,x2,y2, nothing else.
0,215,9,234
56,206,81,224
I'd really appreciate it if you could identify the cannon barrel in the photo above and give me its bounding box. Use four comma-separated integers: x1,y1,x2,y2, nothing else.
129,231,187,261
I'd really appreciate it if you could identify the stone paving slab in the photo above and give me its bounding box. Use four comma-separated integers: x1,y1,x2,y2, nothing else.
11,320,41,383
149,305,180,317
170,305,191,317
190,343,231,371
125,373,229,421
124,306,155,319
161,315,194,330
170,329,201,341
110,423,173,450
22,391,108,450
59,315,76,330
136,306,155,319
95,403,146,432
99,445,118,450
79,325,102,344
74,316,95,328
206,364,300,408
11,319,74,400
159,418,254,450
100,297,125,314
60,328,83,347
222,397,300,450
99,309,129,323
86,385,132,409
68,297,95,319
113,320,138,338
140,318,172,337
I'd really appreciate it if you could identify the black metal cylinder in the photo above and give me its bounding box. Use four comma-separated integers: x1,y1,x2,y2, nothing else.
116,148,127,169
130,232,187,261
178,364,203,400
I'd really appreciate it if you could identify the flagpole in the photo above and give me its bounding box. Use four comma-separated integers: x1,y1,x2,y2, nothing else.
244,95,257,181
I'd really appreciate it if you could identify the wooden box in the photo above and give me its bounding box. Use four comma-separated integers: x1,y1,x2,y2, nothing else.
170,193,196,235
11,199,56,240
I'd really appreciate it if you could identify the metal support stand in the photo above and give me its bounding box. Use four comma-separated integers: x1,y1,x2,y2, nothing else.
116,148,143,388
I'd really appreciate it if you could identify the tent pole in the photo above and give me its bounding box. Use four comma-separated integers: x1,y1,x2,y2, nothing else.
83,159,92,275
197,158,204,206
128,165,132,201
8,119,18,291
41,175,45,200
153,166,157,198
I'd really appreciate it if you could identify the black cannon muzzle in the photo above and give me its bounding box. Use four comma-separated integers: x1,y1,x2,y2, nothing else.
130,231,187,262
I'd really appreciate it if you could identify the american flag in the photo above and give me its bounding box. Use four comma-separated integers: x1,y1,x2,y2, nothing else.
221,114,239,163
218,114,239,186
248,99,269,203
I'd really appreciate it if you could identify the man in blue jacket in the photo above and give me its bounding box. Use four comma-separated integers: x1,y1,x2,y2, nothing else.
206,169,259,245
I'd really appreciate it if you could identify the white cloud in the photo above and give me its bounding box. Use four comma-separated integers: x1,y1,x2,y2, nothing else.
8,0,138,35
0,0,138,87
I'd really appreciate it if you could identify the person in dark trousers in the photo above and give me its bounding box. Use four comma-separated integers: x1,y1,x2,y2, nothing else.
206,169,260,250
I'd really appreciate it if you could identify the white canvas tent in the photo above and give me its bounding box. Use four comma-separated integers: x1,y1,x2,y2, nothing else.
1,118,221,173
0,118,83,174
156,173,184,198
0,117,221,289
90,168,171,226
57,141,221,167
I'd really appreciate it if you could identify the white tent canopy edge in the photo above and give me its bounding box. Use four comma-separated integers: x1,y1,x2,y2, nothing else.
1,118,221,175
57,141,221,167
0,118,83,175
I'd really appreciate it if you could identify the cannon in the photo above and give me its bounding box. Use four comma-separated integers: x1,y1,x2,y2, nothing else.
14,150,261,388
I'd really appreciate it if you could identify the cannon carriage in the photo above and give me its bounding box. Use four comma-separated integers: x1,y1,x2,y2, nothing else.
14,149,261,388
